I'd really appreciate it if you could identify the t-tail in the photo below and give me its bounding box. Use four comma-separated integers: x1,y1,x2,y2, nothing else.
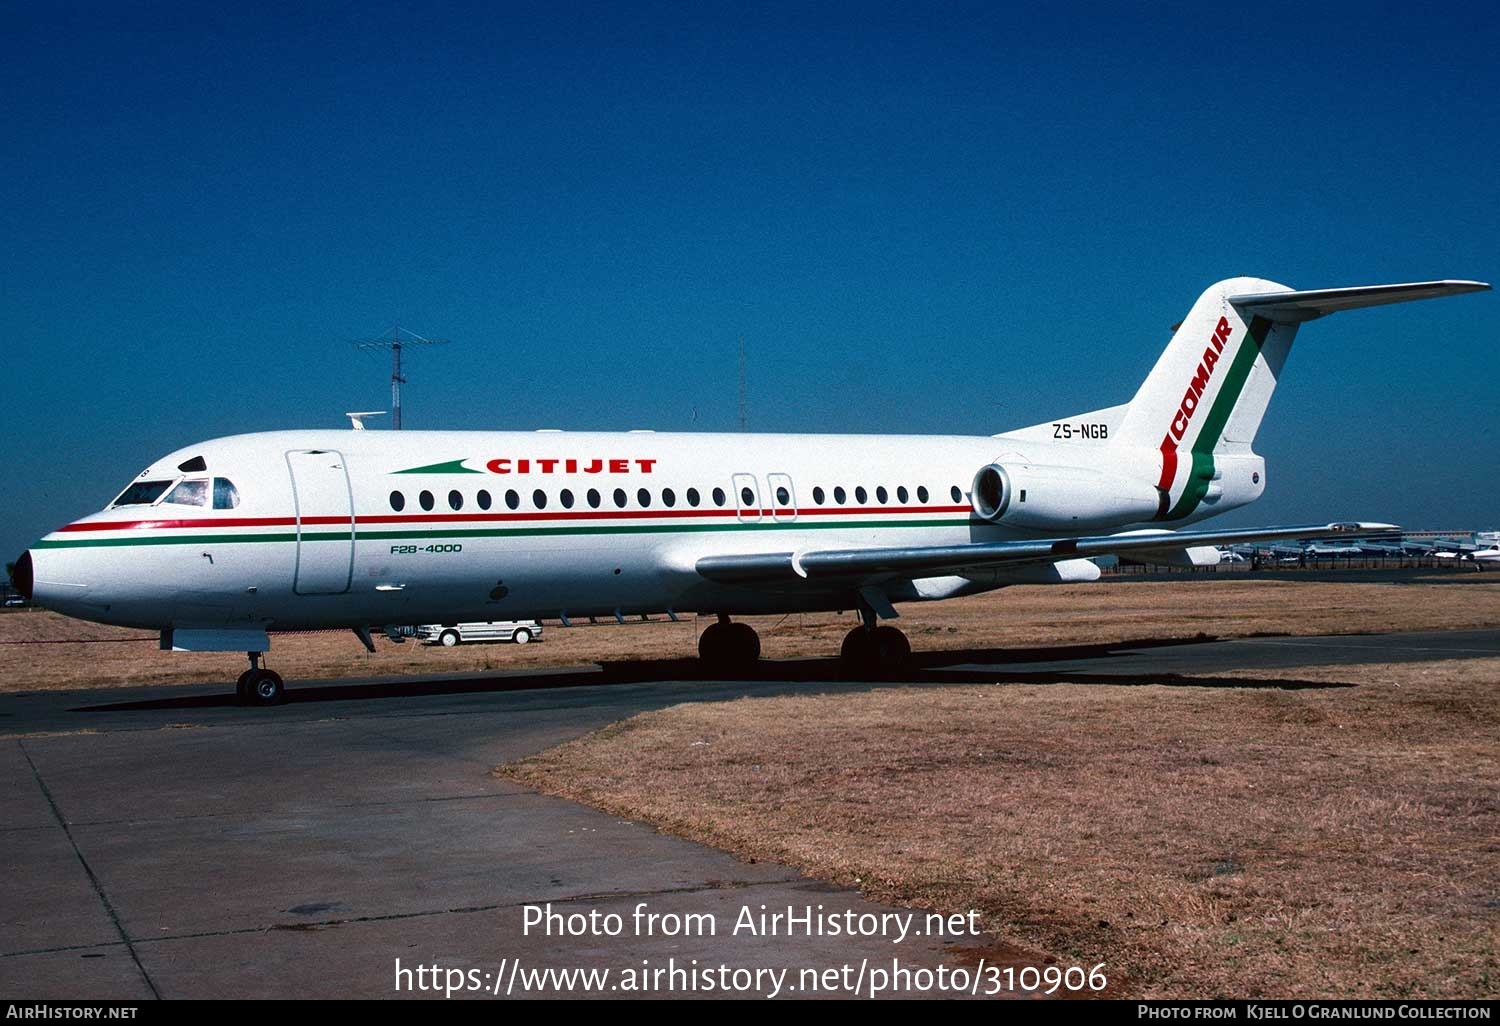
1111,276,1489,521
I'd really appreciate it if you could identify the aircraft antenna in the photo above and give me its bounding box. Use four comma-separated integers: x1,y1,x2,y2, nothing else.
737,336,748,432
351,327,451,430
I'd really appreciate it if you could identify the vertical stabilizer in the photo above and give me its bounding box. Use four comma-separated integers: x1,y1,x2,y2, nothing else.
1113,277,1299,519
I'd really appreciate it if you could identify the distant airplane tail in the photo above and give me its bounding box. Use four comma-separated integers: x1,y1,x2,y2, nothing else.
1111,277,1488,520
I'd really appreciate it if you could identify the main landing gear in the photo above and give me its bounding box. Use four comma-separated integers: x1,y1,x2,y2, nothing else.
698,614,761,673
839,602,913,678
236,651,285,707
840,625,912,675
696,609,915,677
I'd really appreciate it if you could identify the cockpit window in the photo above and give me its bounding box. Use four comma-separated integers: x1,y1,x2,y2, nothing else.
112,480,173,507
213,478,240,510
163,479,209,507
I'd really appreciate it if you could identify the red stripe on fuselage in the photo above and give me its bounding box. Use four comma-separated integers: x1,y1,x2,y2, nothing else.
57,504,974,532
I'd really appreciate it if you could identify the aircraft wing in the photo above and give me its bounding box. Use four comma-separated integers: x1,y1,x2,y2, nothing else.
696,522,1397,585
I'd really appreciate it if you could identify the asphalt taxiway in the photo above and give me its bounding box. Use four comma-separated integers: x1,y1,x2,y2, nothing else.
2,628,1495,999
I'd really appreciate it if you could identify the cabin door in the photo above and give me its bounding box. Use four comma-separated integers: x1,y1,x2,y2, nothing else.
286,449,355,595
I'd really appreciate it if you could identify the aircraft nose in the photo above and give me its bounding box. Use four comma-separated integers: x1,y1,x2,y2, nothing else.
12,550,32,602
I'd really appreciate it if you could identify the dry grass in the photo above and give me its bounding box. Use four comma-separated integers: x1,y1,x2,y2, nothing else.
2,571,1498,692
501,657,1500,999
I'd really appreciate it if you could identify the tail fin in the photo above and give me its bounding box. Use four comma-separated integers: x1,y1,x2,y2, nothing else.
1114,276,1488,520
1113,277,1299,457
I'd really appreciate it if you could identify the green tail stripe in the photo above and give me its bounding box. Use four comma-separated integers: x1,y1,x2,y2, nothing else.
1165,315,1273,520
33,517,974,549
393,459,482,475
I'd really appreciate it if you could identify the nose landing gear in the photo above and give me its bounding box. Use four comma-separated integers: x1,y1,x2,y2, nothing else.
236,651,285,707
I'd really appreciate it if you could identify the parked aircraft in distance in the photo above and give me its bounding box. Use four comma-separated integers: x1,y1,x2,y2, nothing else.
13,277,1489,704
1302,542,1369,558
1433,539,1500,569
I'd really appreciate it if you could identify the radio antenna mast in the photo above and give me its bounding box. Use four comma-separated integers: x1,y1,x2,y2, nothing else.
352,327,450,430
737,336,748,432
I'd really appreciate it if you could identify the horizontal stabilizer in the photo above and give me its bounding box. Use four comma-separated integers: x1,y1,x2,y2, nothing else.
697,522,1399,585
1227,280,1489,322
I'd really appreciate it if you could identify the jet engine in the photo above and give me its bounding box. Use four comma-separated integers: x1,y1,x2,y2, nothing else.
970,462,1160,531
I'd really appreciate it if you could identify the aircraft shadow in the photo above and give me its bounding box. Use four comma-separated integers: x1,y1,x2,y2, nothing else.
70,634,1350,714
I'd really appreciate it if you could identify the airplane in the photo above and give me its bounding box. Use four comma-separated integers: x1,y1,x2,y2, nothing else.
11,276,1490,705
1432,538,1500,569
1469,542,1500,568
1302,542,1368,558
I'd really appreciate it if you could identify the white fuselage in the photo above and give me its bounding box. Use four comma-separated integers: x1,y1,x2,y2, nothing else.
25,427,1264,632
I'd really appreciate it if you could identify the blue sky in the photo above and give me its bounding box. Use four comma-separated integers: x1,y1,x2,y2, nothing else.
4,0,1496,561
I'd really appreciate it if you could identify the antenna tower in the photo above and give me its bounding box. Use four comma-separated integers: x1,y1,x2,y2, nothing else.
352,327,451,430
737,337,748,432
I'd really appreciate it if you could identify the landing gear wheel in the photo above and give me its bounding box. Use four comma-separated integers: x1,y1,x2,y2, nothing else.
728,622,760,662
512,628,532,644
235,670,254,705
874,625,911,664
439,629,460,647
698,620,760,674
245,669,285,707
840,625,912,677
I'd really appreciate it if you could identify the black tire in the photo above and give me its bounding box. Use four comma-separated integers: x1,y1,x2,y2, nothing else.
235,670,254,705
440,629,460,647
699,621,759,674
840,625,912,676
246,669,285,707
698,621,730,668
874,625,912,665
840,627,877,673
512,628,532,645
728,622,760,663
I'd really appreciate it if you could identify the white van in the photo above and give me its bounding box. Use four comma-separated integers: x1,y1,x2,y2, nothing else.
415,621,542,647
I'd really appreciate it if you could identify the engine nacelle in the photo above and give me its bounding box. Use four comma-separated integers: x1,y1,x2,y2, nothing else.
970,463,1160,531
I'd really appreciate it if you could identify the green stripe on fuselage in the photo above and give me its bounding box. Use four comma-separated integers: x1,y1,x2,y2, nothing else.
393,459,482,474
34,517,974,549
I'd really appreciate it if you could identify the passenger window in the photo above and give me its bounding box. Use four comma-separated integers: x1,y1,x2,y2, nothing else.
834,486,846,504
662,488,676,507
740,486,754,506
448,490,463,511
776,486,790,505
419,490,434,511
686,487,700,507
111,480,173,507
533,489,547,510
389,490,405,512
505,490,520,510
477,490,492,510
917,485,929,503
950,485,962,503
897,485,908,504
855,486,868,504
165,480,208,506
213,478,240,510
876,486,888,503
613,488,628,508
560,488,575,509
587,488,601,508
813,486,825,504
712,487,726,507
638,488,651,508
